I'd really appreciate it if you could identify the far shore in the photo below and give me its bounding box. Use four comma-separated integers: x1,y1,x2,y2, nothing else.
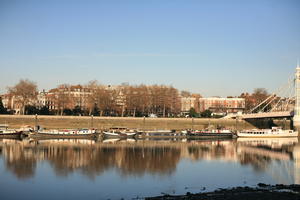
0,114,257,130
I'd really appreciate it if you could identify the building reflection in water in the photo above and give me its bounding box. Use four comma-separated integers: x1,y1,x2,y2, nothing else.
0,137,299,184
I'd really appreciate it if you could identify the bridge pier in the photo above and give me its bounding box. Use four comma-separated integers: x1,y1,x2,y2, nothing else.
244,118,292,129
245,118,275,129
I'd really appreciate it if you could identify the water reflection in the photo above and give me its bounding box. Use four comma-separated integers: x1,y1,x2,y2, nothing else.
0,137,299,184
236,137,300,184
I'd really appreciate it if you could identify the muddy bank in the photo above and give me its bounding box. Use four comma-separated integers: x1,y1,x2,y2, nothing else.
146,184,300,200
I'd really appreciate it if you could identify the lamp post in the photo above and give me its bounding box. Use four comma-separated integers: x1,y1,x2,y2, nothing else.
35,114,38,130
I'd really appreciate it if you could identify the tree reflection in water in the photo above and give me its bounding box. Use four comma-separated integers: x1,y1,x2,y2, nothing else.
0,138,298,183
47,146,180,178
2,143,37,179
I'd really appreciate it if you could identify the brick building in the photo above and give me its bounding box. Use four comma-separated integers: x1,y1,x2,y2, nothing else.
181,97,200,114
199,97,245,114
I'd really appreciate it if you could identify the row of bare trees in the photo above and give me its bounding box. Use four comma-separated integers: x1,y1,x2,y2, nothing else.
122,84,181,117
4,79,181,116
85,81,181,117
4,79,272,116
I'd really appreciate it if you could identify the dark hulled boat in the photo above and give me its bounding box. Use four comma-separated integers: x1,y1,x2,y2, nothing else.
186,129,234,139
0,124,23,139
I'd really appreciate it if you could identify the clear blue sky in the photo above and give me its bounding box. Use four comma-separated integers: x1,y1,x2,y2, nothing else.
0,0,299,97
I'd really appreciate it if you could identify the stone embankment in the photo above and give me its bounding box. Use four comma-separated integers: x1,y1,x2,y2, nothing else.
0,115,255,130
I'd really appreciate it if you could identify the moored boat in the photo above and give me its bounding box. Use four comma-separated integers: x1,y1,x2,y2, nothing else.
237,127,298,138
18,125,34,137
29,128,97,139
186,129,234,139
103,127,137,138
140,129,186,138
0,124,22,139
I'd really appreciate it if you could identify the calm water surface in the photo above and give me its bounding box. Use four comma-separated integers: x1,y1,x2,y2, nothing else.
0,137,299,200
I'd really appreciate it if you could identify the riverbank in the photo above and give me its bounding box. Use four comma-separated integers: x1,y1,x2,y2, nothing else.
0,115,256,130
146,184,300,200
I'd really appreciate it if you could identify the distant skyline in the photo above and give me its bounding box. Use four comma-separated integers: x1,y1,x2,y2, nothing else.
0,0,299,97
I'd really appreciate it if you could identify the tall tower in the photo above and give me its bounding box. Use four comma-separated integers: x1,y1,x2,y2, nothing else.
294,62,300,127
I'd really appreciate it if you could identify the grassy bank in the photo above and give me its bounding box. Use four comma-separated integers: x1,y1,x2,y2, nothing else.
0,115,256,130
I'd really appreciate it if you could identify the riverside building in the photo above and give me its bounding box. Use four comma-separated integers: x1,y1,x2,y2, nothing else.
199,97,245,115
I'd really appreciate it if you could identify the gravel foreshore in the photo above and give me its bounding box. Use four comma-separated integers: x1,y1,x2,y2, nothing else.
145,184,300,200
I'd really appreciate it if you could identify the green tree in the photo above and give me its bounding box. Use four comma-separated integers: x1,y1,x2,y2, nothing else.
201,110,212,118
189,108,198,118
63,108,73,116
91,104,100,116
25,105,39,115
0,97,8,114
73,105,83,116
39,106,50,115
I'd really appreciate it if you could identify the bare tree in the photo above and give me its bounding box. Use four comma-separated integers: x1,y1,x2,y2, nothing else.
86,80,99,115
54,84,71,115
86,82,118,116
239,88,269,112
252,88,269,104
123,85,150,117
181,90,191,97
147,85,181,117
8,79,38,115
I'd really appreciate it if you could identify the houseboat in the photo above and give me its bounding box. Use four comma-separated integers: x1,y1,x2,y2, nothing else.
186,129,234,139
139,129,186,139
237,127,298,138
29,128,98,139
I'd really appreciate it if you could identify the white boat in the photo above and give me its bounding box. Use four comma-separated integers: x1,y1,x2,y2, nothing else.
30,128,97,139
237,127,298,138
0,124,22,138
103,127,137,138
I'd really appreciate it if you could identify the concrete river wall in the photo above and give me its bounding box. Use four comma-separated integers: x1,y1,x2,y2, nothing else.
0,115,258,130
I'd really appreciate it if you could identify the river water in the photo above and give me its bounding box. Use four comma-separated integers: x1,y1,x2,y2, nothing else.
0,137,299,200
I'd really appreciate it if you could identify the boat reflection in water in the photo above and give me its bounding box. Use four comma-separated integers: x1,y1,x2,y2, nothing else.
237,137,299,179
0,137,300,199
